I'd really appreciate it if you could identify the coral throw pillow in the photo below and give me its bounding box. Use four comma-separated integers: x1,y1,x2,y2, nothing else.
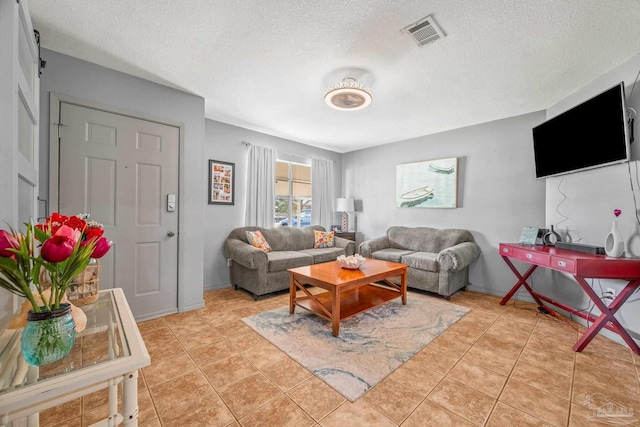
245,230,272,253
314,230,335,248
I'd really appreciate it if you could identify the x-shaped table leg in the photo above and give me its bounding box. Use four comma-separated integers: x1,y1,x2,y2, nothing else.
572,277,640,354
499,257,551,311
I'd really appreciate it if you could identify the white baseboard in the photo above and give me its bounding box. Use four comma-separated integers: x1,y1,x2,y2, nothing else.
203,282,232,292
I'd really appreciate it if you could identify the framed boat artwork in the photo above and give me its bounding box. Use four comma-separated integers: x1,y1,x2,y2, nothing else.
396,157,458,208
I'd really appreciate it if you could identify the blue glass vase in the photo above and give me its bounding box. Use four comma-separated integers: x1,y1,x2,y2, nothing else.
21,303,76,366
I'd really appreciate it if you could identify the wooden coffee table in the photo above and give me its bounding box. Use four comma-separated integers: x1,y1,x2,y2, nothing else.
288,258,408,336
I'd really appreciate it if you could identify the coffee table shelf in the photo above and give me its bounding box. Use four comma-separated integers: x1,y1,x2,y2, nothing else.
295,283,401,322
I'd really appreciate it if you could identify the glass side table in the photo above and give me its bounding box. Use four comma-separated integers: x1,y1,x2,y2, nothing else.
0,288,150,426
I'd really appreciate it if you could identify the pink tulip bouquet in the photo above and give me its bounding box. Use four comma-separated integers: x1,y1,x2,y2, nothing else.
0,213,112,313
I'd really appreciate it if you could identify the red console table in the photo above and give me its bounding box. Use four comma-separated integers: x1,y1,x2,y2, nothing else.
499,243,640,354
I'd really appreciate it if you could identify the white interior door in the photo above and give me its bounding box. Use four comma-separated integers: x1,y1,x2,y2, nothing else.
58,102,179,320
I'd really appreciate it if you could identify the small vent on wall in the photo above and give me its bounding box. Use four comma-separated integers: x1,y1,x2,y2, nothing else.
402,14,445,47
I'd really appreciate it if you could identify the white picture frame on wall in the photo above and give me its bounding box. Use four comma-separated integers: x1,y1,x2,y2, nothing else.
396,157,458,208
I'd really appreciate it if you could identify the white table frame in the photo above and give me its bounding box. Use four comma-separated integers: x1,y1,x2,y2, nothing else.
0,288,150,426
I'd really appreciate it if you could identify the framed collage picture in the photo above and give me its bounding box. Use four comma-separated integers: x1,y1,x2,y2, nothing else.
208,160,235,205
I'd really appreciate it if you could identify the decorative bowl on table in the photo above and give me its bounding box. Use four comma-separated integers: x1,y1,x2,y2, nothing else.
337,254,366,269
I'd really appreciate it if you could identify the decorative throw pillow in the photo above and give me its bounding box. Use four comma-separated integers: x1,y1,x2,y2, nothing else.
314,230,335,248
245,230,272,253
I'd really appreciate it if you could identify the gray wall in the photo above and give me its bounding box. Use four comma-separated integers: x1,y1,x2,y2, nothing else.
342,111,547,297
542,52,640,341
203,119,343,290
38,49,206,314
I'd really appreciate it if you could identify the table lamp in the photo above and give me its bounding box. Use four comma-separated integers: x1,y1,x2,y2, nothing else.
336,197,354,232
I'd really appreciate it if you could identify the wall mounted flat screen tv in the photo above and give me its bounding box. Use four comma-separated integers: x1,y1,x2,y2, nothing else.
533,82,630,179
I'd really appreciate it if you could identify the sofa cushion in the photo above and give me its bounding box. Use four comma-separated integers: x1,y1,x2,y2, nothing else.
371,248,414,263
401,251,439,272
245,230,272,253
300,247,346,264
313,230,335,248
267,251,313,272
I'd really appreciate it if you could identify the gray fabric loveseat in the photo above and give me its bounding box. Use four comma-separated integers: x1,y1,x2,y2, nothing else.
224,225,356,299
359,226,481,299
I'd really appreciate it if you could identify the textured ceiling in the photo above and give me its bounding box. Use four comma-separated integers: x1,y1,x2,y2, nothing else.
28,0,640,153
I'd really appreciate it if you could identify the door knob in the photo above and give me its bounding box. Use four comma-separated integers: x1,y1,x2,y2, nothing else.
167,231,175,237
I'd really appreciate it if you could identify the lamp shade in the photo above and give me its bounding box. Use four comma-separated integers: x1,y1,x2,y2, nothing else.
336,197,355,212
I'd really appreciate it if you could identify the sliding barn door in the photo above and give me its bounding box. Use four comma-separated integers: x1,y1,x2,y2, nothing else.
0,0,40,328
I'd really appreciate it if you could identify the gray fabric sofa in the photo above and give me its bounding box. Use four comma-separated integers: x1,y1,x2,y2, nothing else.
359,226,481,299
224,225,356,299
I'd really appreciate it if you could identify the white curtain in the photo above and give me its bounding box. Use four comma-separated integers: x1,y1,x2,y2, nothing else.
244,144,275,227
311,158,335,231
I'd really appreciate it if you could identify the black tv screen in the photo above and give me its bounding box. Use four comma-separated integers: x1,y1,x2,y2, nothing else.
533,82,629,179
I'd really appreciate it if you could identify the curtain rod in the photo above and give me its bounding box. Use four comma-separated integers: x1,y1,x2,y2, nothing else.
240,141,335,163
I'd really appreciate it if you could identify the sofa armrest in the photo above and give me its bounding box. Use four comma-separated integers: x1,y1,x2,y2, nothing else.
334,237,356,256
224,239,268,270
359,236,390,257
437,241,481,272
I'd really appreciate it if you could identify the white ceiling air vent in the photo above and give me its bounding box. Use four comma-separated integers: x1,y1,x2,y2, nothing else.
402,14,445,47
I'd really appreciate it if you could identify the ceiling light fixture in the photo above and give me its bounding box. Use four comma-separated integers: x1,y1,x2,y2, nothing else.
324,77,372,111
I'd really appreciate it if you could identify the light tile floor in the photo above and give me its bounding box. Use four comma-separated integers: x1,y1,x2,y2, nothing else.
44,288,640,427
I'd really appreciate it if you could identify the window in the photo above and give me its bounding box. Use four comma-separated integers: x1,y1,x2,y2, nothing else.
275,161,311,227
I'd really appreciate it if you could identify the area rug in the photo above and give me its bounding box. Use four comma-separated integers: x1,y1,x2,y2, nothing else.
241,292,469,401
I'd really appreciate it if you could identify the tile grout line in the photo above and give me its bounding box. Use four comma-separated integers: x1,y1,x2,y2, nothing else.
481,304,575,426
205,312,267,425
203,295,264,426
136,318,167,426
476,306,534,427
156,317,193,426
206,306,317,425
363,296,481,426
498,308,575,426
404,301,506,426
149,313,233,425
566,344,578,427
